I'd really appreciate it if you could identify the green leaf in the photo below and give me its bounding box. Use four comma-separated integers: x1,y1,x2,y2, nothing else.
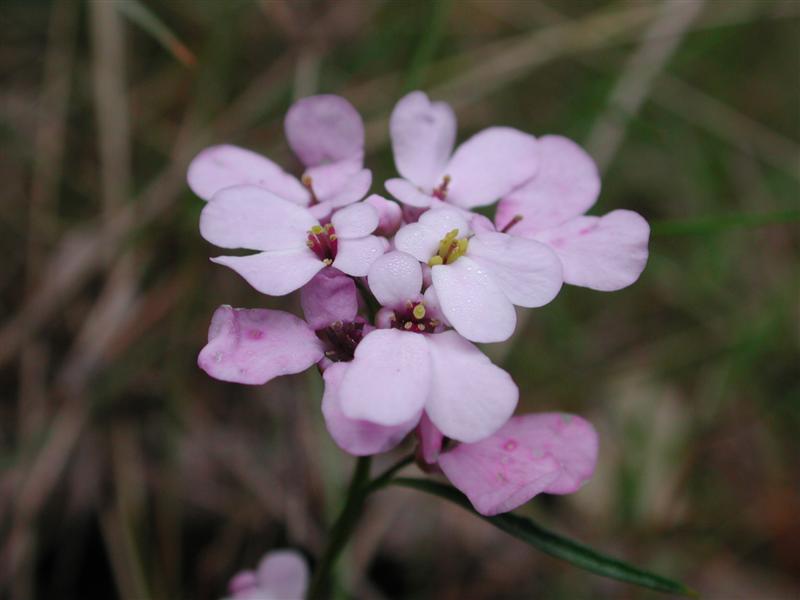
116,0,196,68
391,477,697,597
651,210,799,236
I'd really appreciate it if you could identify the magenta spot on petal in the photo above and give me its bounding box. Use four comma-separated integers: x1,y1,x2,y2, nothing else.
503,439,518,452
578,227,593,236
247,328,264,340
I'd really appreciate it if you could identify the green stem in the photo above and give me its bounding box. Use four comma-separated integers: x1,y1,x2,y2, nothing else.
306,456,372,599
651,209,799,235
366,454,415,494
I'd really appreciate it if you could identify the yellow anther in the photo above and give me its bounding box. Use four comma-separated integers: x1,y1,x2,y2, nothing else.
438,229,459,257
328,234,337,241
301,174,313,187
322,258,333,266
456,238,468,255
324,223,334,232
428,255,444,267
310,225,324,235
412,304,426,319
306,240,314,248
417,323,426,331
429,228,469,266
403,322,413,330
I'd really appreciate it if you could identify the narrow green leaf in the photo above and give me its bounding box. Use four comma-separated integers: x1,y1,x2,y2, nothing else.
651,210,799,236
392,477,697,597
116,0,196,68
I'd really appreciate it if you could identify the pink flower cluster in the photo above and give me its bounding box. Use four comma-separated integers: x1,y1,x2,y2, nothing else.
190,92,650,517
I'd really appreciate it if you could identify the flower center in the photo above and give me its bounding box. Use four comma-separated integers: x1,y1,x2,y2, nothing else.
307,224,338,264
428,228,469,267
316,320,364,362
432,175,451,200
390,301,438,333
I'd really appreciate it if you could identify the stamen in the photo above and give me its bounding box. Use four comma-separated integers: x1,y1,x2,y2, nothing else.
500,214,524,234
391,301,438,333
432,175,451,200
307,223,338,263
301,174,320,205
428,228,469,267
316,320,365,362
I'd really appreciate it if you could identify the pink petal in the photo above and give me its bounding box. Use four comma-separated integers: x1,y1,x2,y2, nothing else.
470,213,496,234
365,194,403,236
431,257,516,343
304,157,370,206
256,549,309,599
438,413,598,516
228,570,258,596
198,306,323,385
367,251,423,308
532,209,650,291
468,231,563,307
212,249,324,296
331,236,385,277
331,202,379,239
284,95,364,167
445,127,540,209
323,168,372,208
424,331,518,443
187,145,309,204
339,329,430,426
385,178,433,208
322,363,417,456
418,411,444,464
390,91,456,189
496,135,600,235
200,185,317,251
300,269,358,329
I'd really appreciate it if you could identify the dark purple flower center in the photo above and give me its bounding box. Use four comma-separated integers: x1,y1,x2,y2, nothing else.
307,224,338,264
316,320,364,362
391,301,438,333
432,175,451,200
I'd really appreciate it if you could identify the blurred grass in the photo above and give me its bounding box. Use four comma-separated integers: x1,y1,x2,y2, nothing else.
1,0,799,599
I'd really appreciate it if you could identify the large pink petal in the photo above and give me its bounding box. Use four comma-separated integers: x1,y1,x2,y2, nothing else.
438,413,598,515
431,258,516,343
198,306,322,385
331,202,379,239
284,95,364,167
300,269,358,329
322,363,418,456
468,231,563,308
384,178,433,208
304,157,369,206
496,135,600,235
445,127,539,209
331,236,384,277
417,411,444,464
424,331,518,443
532,209,650,291
212,249,323,296
255,549,309,599
187,144,308,204
200,185,317,251
367,251,422,308
365,194,403,236
390,91,456,189
339,329,430,426
393,222,441,263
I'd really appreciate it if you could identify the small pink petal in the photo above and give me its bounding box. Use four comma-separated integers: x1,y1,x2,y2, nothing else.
532,209,650,291
322,362,417,456
228,570,258,596
331,236,385,277
367,251,423,308
300,269,358,329
200,185,317,251
212,248,324,296
339,329,430,426
496,134,600,235
424,331,518,443
438,413,598,515
255,549,309,599
385,178,433,208
418,207,471,241
323,168,372,208
393,222,441,263
285,95,364,167
470,213,496,234
468,231,563,307
198,306,323,385
418,411,444,464
431,257,516,343
331,202,379,239
390,91,456,189
187,144,309,204
364,194,403,236
445,127,539,209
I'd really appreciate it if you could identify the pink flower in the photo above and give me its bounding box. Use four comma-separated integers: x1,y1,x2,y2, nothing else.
188,95,371,220
495,135,650,291
326,251,519,447
226,549,308,600
200,186,384,295
420,412,599,516
394,207,563,343
385,91,540,210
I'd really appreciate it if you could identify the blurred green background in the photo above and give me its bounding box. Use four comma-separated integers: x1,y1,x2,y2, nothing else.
2,0,798,598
